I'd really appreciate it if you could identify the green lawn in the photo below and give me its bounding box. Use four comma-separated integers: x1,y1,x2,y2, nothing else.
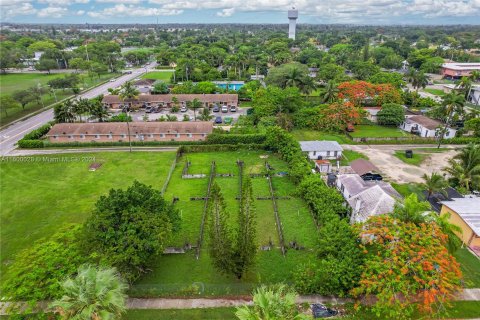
424,88,446,96
391,183,425,199
123,308,237,320
291,129,352,144
0,73,117,126
0,152,177,266
350,125,411,138
141,71,174,83
393,151,426,166
454,247,480,288
340,150,368,166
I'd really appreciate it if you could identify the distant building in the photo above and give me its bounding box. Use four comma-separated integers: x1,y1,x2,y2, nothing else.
212,81,244,91
441,62,480,79
400,115,456,139
468,85,480,106
288,8,298,40
46,122,213,143
336,174,402,223
102,94,238,109
299,140,343,160
440,197,480,256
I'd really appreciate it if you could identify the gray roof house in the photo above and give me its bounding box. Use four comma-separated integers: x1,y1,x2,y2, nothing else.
299,141,343,160
336,174,402,223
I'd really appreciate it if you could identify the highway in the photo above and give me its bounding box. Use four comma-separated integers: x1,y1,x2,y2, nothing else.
0,62,157,156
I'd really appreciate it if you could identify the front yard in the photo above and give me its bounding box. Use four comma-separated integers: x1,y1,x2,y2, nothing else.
349,125,412,138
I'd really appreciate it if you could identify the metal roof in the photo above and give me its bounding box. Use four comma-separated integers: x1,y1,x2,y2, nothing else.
299,140,343,152
441,197,480,236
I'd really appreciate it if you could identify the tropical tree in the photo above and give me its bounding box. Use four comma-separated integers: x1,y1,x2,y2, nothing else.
412,71,430,92
376,103,405,126
54,100,77,123
0,95,19,117
119,81,139,105
89,100,109,122
171,96,180,112
108,87,121,95
437,92,465,148
322,80,339,103
75,98,91,122
444,143,480,191
198,107,213,121
456,76,472,99
422,172,448,199
190,98,202,121
50,264,127,320
12,90,35,110
235,285,310,320
391,193,432,225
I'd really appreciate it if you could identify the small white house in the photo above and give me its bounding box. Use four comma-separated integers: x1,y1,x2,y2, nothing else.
468,85,480,106
299,140,343,160
400,115,456,139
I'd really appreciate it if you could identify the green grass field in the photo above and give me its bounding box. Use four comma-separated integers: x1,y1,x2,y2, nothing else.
424,88,446,96
123,308,237,320
454,247,480,288
340,150,368,166
393,150,426,166
350,125,411,138
391,182,425,199
142,71,174,83
0,73,116,126
291,129,352,144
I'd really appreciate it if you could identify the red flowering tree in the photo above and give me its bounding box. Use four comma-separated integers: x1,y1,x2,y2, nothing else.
338,81,402,107
318,101,363,132
352,216,462,319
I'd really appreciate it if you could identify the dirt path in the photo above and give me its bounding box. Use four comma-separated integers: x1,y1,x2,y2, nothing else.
345,145,458,184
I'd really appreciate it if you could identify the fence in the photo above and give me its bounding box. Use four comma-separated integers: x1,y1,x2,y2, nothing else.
195,161,216,259
161,151,180,195
265,162,286,256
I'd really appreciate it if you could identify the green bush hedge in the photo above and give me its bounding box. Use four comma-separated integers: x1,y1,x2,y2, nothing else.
361,137,479,145
205,133,266,145
179,144,264,153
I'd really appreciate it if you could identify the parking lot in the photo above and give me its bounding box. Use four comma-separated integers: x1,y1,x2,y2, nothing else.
110,106,247,125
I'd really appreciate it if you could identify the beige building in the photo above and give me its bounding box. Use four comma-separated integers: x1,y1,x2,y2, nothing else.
102,94,238,109
440,197,480,253
46,122,213,143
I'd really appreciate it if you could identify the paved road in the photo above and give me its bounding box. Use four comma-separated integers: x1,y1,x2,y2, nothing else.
0,62,157,156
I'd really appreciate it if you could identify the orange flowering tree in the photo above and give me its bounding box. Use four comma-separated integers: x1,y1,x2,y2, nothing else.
337,81,402,107
352,216,462,319
318,101,363,132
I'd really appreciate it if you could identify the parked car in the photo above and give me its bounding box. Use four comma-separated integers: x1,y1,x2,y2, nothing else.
221,105,228,113
123,70,132,74
180,106,188,112
230,105,237,112
109,79,116,82
212,105,220,112
215,116,222,124
311,304,338,318
224,117,233,125
145,106,153,113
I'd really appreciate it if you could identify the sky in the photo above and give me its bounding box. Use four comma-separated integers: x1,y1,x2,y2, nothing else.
1,0,480,25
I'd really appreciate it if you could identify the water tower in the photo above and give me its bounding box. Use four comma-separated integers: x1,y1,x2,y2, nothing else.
288,7,298,40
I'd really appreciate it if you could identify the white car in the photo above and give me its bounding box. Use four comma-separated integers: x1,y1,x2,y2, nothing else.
180,106,188,112
110,79,116,82
221,105,228,113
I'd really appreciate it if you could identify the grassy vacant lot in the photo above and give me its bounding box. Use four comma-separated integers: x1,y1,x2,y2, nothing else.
0,73,116,126
291,129,352,144
393,150,426,166
340,150,368,166
424,88,445,96
350,125,411,138
142,71,174,83
0,152,177,266
123,308,237,320
454,247,480,288
391,182,425,199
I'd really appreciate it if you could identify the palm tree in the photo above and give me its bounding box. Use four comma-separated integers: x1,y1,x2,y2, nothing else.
391,193,432,225
190,98,202,121
235,285,309,320
456,76,472,99
54,100,77,123
50,264,127,320
198,107,213,121
444,143,480,191
107,87,121,95
171,96,179,112
422,172,448,199
412,71,430,92
437,92,465,148
322,80,339,103
435,212,463,253
89,100,109,122
75,98,91,122
470,70,480,82
119,81,139,106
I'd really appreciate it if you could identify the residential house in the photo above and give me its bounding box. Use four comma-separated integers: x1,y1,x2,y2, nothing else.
46,122,213,143
350,159,380,179
102,94,238,109
336,174,402,223
441,62,480,79
133,79,156,95
363,107,382,123
468,85,480,106
400,115,456,139
440,197,480,256
423,187,463,213
299,140,343,160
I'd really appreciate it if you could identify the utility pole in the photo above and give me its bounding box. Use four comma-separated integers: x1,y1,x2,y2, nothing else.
126,112,132,153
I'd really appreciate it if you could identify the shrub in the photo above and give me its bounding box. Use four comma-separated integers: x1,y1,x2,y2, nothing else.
205,133,266,145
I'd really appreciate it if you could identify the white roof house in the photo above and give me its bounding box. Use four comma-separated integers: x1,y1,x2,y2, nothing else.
300,141,343,160
441,197,480,237
336,174,402,223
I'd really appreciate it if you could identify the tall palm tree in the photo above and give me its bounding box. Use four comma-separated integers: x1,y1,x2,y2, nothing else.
190,98,202,121
437,92,465,148
322,80,339,103
444,143,480,191
54,100,77,123
391,193,432,225
456,76,472,99
412,71,430,92
119,81,139,106
50,264,127,320
470,70,480,82
422,172,448,199
235,285,309,320
75,98,91,122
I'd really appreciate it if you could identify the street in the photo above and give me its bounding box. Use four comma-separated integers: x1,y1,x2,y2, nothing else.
0,62,157,156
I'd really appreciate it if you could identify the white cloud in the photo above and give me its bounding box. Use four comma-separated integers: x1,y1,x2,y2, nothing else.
37,6,68,18
1,2,36,18
38,0,89,5
216,7,234,17
0,0,31,6
77,9,85,15
87,4,183,17
96,0,142,3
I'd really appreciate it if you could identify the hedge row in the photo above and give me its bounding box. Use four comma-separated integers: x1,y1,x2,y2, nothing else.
178,144,264,153
205,133,266,145
359,137,480,145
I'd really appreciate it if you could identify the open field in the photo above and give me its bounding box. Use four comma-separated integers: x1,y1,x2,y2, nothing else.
340,150,368,166
141,71,174,83
123,308,237,320
350,125,412,138
393,150,426,166
424,88,445,96
0,73,117,126
454,248,480,288
291,129,352,144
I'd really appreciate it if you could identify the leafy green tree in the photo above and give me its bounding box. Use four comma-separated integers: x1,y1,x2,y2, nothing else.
83,181,179,281
266,62,314,94
54,100,77,123
235,285,310,320
50,264,127,320
368,72,406,88
12,90,35,110
151,81,169,94
444,143,480,191
377,103,405,126
422,172,448,199
119,81,140,105
195,81,218,94
207,183,234,275
438,92,464,147
36,58,58,74
316,63,347,82
198,107,213,121
253,86,303,118
322,80,339,103
109,113,132,122
1,225,87,302
465,118,480,137
391,193,432,225
89,100,109,122
232,177,257,279
351,61,380,80
190,98,202,121
0,95,20,117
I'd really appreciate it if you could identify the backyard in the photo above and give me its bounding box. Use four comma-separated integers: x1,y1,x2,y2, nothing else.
141,71,174,83
291,129,352,144
349,125,412,138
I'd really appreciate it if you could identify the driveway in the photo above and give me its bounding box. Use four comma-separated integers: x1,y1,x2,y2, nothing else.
345,145,458,184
